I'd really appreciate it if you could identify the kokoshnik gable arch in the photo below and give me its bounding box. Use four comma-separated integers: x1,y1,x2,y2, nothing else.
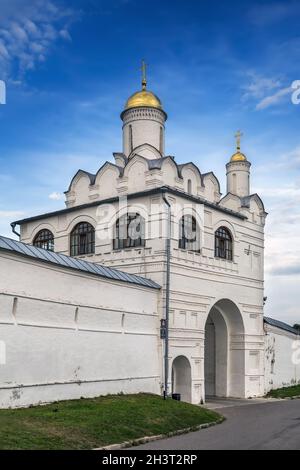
5,63,277,408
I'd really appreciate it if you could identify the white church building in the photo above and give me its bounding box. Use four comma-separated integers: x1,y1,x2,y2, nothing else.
0,69,299,408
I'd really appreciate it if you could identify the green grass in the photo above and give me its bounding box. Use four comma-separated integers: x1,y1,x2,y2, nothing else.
0,393,221,450
266,384,300,399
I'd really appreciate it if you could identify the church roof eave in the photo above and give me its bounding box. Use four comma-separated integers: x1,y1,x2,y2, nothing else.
202,171,222,194
264,316,299,336
65,169,97,194
94,161,124,180
12,185,247,227
241,193,267,214
65,163,124,194
178,162,205,187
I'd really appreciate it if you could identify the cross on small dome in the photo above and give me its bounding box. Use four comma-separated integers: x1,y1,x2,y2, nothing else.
230,130,247,162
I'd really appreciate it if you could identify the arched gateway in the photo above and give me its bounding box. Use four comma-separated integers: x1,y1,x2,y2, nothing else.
171,355,192,403
204,299,245,398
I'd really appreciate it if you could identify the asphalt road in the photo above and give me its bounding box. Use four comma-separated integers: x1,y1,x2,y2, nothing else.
134,399,300,450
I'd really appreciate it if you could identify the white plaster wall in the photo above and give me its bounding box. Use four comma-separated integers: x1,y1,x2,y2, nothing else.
16,143,269,405
160,160,178,187
87,192,266,403
18,187,266,404
202,174,220,202
264,325,300,392
0,251,160,408
69,174,91,206
180,166,201,196
122,108,166,157
64,156,224,211
125,159,148,193
226,161,251,197
95,166,120,200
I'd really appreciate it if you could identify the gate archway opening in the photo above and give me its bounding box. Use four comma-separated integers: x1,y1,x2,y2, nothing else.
171,355,192,403
204,299,245,398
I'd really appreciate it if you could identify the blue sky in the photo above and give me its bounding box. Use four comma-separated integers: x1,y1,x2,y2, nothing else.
0,0,299,324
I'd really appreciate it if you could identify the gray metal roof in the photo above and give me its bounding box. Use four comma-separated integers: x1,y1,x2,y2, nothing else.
264,316,299,336
0,235,160,290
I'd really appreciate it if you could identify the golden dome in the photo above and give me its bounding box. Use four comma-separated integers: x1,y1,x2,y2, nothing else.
230,151,247,162
123,60,163,112
125,89,162,111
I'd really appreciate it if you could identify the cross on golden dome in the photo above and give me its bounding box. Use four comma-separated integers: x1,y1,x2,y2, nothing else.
230,130,247,162
235,130,243,151
123,60,164,113
141,59,147,90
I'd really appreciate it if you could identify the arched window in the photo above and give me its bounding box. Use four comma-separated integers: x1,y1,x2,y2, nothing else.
160,126,163,154
232,173,237,193
33,229,54,251
179,215,200,252
129,124,133,152
70,222,95,256
187,179,192,194
215,226,233,260
114,213,145,250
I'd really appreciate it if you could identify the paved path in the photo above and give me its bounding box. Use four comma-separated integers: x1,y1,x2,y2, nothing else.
134,399,300,450
204,396,277,410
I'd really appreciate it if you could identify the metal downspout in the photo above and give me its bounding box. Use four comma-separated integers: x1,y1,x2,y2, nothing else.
162,192,171,399
10,223,20,238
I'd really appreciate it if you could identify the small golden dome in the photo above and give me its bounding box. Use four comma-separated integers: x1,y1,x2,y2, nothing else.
125,89,162,111
230,151,247,162
230,130,247,162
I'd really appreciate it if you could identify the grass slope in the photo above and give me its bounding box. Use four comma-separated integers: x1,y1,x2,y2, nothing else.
266,384,300,399
0,393,221,450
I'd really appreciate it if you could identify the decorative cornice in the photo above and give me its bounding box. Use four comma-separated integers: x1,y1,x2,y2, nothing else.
12,185,247,227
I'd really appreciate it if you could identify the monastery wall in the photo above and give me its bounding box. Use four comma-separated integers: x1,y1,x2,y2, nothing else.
264,323,300,393
0,250,161,408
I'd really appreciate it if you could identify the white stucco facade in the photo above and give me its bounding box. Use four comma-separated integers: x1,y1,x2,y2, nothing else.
226,160,251,197
0,248,161,408
121,107,166,158
264,320,300,393
1,74,297,409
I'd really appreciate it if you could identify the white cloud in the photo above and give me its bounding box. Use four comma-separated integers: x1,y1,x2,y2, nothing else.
256,86,292,110
255,185,300,199
241,72,294,111
0,41,9,60
263,183,300,281
0,210,24,218
242,73,282,101
282,147,300,169
49,191,64,201
252,143,300,324
0,0,77,79
24,19,39,36
10,22,29,42
59,29,72,41
30,43,45,54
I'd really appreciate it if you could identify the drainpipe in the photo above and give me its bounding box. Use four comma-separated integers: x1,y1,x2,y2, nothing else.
10,222,20,238
162,192,171,399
